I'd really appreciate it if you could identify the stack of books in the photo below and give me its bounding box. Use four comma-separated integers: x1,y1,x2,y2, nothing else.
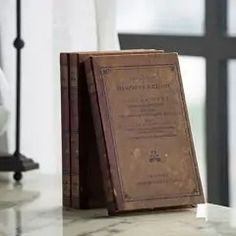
60,50,204,215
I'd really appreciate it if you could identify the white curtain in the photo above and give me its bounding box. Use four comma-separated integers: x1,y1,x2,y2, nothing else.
0,69,10,147
0,0,119,174
229,62,236,227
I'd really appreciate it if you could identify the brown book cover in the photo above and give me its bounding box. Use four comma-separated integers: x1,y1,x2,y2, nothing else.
60,53,71,207
78,50,164,209
69,54,80,208
79,56,105,208
85,52,204,214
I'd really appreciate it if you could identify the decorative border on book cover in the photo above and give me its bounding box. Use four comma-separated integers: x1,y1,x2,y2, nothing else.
99,64,202,203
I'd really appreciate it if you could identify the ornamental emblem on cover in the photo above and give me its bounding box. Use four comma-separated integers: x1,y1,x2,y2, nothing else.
148,149,167,163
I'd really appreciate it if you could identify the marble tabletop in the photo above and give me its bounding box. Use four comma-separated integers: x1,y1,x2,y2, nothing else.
0,172,235,236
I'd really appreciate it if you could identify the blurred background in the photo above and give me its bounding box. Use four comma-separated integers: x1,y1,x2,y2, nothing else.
0,0,235,212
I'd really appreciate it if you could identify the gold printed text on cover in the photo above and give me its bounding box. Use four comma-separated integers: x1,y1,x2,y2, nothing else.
101,65,199,202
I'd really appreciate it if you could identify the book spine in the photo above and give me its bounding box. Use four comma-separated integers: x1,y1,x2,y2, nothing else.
84,59,116,214
69,54,80,208
80,64,106,209
60,53,71,208
78,64,89,209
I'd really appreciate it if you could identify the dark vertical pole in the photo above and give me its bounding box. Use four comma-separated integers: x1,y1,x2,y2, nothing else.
15,0,21,155
206,58,229,205
13,0,24,156
0,0,38,178
205,0,229,206
205,0,227,37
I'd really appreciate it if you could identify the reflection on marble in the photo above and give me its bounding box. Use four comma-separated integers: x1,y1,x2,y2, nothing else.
0,172,235,236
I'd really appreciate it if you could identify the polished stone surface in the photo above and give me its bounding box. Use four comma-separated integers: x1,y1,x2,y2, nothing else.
0,172,235,236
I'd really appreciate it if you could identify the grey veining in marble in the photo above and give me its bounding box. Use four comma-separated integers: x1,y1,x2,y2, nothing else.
0,172,235,236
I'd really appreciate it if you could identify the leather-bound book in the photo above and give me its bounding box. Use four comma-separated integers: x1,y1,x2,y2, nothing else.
60,50,164,209
60,53,71,207
85,52,204,214
78,50,164,209
69,53,80,208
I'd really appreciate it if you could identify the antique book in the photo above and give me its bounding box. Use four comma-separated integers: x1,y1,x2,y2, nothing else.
78,50,164,209
69,53,80,208
85,52,204,214
60,53,71,207
61,50,164,208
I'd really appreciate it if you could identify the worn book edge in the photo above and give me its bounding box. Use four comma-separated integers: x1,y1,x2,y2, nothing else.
85,58,117,213
69,53,80,208
60,53,71,208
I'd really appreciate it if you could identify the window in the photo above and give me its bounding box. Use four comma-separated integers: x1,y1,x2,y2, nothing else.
228,0,236,35
118,0,234,206
179,56,206,195
117,0,205,35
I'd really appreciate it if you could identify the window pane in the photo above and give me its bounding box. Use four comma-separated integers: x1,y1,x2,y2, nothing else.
228,0,236,36
117,0,205,35
228,60,236,223
179,56,206,195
